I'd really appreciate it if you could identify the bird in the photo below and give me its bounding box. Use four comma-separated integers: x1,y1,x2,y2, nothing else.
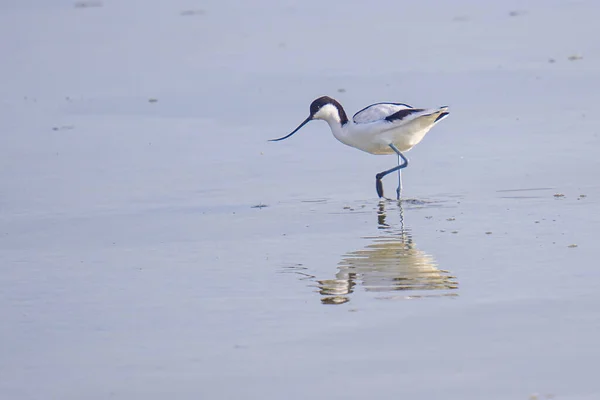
270,96,449,200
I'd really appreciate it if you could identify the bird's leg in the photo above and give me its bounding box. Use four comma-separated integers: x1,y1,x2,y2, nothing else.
375,144,409,199
396,155,403,200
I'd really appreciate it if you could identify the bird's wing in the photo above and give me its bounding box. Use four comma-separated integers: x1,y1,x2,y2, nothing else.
352,102,414,124
379,106,449,133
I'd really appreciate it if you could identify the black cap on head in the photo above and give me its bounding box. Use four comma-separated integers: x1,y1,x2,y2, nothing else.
309,96,348,124
309,96,336,116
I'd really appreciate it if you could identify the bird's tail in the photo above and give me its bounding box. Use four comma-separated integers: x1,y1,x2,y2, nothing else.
434,106,449,123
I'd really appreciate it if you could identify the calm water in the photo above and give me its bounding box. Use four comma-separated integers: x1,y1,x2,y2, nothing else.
2,1,600,399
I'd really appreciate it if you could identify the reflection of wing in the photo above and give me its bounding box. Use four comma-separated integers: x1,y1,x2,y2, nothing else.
352,102,413,124
337,236,457,294
318,232,458,303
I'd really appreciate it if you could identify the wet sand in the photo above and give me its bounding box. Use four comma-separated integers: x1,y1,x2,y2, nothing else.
2,1,600,399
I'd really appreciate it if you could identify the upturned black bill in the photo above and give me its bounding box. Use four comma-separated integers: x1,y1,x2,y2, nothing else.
269,116,312,142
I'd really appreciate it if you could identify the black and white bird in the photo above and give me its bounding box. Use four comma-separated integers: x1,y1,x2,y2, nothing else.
270,96,449,199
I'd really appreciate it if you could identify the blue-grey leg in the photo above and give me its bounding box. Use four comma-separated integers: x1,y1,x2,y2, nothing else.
396,155,403,200
375,143,409,199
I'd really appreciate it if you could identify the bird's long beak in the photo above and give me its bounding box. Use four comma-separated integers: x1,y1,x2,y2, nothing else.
269,116,312,142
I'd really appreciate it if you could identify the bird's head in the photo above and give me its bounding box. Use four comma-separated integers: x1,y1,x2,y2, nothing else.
269,96,347,142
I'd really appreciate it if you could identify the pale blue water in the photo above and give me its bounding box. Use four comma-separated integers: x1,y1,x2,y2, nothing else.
2,1,600,399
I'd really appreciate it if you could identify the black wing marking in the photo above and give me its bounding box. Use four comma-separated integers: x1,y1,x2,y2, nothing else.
353,102,413,119
352,102,414,124
435,112,449,123
385,108,425,122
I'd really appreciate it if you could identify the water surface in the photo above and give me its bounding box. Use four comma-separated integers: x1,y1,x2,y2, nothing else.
1,1,600,399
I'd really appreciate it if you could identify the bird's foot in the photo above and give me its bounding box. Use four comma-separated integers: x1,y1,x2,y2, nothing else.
376,175,384,198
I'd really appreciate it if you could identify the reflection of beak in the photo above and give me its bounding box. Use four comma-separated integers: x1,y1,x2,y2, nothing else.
269,116,312,142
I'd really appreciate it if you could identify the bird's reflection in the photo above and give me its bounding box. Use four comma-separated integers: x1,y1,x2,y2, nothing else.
318,201,458,305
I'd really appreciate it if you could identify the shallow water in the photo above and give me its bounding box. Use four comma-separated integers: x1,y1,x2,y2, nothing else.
2,1,600,399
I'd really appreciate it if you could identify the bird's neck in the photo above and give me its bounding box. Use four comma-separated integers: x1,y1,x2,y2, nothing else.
330,101,349,126
320,100,352,145
324,117,354,146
